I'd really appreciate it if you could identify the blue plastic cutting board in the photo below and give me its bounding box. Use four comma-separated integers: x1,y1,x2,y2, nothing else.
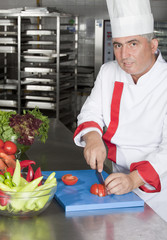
42,170,144,212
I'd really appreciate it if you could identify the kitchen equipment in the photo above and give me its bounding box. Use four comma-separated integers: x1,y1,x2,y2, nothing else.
95,19,114,77
0,46,16,53
0,10,78,122
42,170,144,212
96,170,105,185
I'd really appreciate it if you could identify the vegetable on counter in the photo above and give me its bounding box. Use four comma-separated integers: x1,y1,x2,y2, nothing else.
12,159,21,187
26,164,34,182
0,152,16,171
9,108,49,146
90,183,106,197
34,167,42,186
62,174,78,185
20,160,36,170
3,141,17,155
0,108,49,155
0,160,57,213
0,139,17,173
0,190,10,207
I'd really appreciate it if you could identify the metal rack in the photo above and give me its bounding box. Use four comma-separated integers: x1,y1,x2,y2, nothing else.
154,21,167,62
0,12,20,111
0,8,78,123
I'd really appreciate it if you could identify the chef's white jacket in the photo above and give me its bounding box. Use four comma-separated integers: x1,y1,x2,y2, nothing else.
74,52,167,221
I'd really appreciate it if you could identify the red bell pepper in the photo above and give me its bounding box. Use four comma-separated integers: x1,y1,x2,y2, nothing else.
26,164,34,182
20,160,36,170
0,190,10,206
34,167,42,185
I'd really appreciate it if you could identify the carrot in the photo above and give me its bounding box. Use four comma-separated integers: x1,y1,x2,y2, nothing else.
0,153,16,169
3,158,16,169
0,159,8,172
0,152,14,160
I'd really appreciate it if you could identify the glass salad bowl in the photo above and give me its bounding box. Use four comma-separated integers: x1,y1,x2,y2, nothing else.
0,173,57,218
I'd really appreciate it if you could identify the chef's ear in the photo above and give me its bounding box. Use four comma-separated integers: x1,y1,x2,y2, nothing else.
151,38,159,54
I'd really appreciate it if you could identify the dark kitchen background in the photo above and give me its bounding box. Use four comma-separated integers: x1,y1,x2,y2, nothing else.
0,0,166,131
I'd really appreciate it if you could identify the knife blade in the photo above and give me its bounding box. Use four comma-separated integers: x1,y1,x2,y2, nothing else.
96,170,105,185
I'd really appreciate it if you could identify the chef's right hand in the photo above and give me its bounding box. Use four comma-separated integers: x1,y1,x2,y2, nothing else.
83,131,106,172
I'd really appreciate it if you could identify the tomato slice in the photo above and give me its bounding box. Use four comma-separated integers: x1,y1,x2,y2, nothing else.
98,184,107,197
90,183,99,195
90,183,106,197
62,174,78,185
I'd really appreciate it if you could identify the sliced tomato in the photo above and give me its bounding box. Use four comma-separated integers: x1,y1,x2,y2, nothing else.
90,183,106,197
62,174,78,185
90,183,99,195
98,184,106,197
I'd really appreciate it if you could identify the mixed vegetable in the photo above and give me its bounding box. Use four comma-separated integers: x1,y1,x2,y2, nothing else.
0,140,17,171
0,160,57,213
0,108,49,154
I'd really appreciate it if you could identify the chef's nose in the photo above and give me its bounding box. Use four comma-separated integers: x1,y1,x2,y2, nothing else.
121,45,130,59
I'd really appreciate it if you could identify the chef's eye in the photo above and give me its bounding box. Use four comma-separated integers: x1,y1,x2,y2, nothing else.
130,42,137,47
114,43,122,49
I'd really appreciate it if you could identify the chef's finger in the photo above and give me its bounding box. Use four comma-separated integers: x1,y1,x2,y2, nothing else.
96,152,106,172
105,173,122,186
84,150,97,169
107,183,123,195
89,155,97,169
83,148,91,164
96,160,103,173
106,174,120,186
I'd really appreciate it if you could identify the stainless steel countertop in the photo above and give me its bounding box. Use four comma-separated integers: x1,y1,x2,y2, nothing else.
1,119,167,240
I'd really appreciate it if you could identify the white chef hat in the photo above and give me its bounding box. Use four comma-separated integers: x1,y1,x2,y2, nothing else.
106,0,154,38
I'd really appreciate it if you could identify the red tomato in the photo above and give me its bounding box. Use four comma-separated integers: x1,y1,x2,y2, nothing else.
0,148,5,153
4,141,17,155
62,174,78,185
90,183,106,197
0,139,4,148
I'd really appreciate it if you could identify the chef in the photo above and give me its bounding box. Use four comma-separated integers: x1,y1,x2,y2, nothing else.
74,0,167,222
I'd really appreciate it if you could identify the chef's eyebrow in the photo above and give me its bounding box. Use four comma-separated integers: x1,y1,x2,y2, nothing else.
113,39,139,45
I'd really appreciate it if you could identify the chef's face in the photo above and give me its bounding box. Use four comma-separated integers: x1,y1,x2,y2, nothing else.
112,35,158,82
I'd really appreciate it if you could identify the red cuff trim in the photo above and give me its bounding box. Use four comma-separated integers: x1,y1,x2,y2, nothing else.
130,161,161,193
73,121,103,139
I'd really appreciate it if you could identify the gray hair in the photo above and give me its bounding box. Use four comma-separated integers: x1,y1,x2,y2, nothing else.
140,33,155,42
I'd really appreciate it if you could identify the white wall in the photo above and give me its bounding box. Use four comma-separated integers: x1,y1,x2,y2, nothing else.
0,0,164,21
151,0,167,21
0,0,36,9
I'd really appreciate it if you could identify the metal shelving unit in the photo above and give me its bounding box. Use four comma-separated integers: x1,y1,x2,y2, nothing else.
0,13,20,111
154,21,167,62
0,8,78,123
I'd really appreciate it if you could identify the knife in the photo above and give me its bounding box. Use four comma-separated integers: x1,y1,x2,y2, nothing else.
96,169,105,185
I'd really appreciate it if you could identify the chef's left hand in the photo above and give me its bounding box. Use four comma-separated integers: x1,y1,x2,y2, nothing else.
105,170,144,195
